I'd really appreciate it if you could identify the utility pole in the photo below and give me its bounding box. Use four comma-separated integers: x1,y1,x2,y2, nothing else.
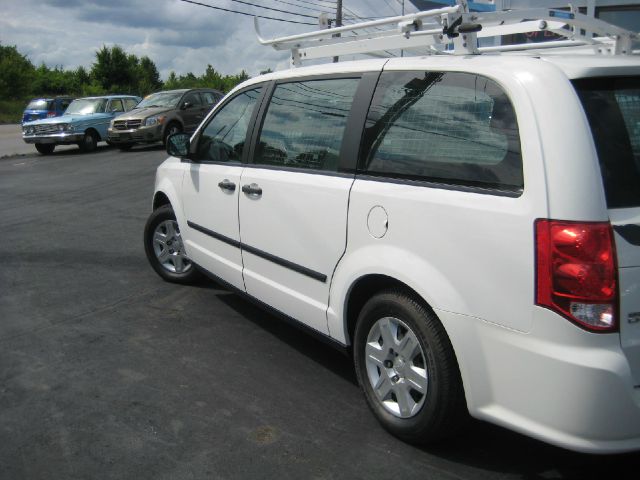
333,0,343,62
400,0,405,57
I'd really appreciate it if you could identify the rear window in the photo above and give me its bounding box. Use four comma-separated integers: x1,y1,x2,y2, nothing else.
26,99,52,110
573,76,640,208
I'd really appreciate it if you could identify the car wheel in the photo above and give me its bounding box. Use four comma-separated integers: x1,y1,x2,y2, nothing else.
353,290,468,445
118,143,134,151
163,122,182,146
35,143,55,155
143,204,202,284
78,130,98,153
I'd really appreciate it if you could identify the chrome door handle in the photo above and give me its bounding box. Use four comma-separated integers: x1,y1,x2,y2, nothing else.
218,179,236,191
242,183,262,196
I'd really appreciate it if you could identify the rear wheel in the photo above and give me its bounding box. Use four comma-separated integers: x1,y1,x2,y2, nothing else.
78,130,98,153
35,143,55,155
143,204,202,284
353,290,468,445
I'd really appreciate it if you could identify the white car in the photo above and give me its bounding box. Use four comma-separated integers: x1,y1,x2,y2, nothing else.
143,7,640,454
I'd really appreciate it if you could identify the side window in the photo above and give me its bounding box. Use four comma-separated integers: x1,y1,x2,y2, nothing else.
59,99,72,111
109,99,124,112
124,98,138,111
360,71,523,192
254,78,359,172
194,87,262,162
200,92,218,106
183,92,201,107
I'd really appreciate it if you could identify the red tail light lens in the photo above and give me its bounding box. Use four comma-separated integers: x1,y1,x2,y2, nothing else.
47,111,56,118
535,219,618,332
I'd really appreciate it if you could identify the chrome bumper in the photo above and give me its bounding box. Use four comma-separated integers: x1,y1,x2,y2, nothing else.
23,133,84,144
107,125,162,144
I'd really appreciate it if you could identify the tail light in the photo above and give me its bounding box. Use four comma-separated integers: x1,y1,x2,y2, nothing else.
535,219,618,332
47,111,56,118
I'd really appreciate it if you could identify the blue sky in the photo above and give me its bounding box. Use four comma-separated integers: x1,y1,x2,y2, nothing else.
0,0,418,78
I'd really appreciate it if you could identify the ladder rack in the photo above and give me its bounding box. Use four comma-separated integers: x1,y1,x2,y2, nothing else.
254,1,638,66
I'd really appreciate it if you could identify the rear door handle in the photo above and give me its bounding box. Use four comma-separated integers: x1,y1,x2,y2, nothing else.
218,179,236,191
242,183,262,196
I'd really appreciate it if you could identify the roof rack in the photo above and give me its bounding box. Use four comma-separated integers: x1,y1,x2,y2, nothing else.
254,0,638,67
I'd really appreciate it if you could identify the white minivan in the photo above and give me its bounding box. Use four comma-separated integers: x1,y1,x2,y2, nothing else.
143,8,640,454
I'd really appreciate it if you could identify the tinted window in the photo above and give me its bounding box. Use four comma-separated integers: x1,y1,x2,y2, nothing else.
183,92,202,106
254,78,359,172
123,98,138,111
573,76,640,208
200,92,219,106
194,87,262,162
359,71,523,192
58,99,72,110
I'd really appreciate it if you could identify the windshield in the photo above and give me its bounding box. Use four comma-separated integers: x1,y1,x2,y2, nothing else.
573,76,640,208
26,99,52,110
65,98,108,115
136,92,183,109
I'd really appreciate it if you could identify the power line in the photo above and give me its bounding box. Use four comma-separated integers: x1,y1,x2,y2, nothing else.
270,0,331,15
227,0,317,19
284,0,338,10
179,0,316,25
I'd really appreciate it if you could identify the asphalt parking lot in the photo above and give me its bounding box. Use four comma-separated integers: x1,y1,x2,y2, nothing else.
1,145,639,479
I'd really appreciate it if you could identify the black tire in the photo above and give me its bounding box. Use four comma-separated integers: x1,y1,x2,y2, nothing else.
163,122,182,146
143,204,202,284
78,130,98,153
353,289,468,445
35,143,55,155
118,143,134,151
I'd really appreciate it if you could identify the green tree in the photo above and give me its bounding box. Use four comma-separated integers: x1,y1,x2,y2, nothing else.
0,43,35,99
91,45,137,93
138,56,162,95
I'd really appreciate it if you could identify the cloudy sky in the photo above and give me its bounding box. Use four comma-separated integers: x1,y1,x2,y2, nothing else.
0,0,421,79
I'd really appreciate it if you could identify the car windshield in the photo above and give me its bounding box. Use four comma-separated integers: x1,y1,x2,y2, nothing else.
65,98,108,115
136,92,183,109
26,99,52,110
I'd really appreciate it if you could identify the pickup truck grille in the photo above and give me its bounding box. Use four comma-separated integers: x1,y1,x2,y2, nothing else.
113,119,142,130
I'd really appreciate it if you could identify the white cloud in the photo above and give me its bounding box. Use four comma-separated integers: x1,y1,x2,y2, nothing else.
0,0,417,78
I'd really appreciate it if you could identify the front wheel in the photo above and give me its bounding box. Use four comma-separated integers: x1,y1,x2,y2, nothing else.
353,290,468,445
143,204,202,284
163,122,182,146
35,143,55,155
78,130,98,153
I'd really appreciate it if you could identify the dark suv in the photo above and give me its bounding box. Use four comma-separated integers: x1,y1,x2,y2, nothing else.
22,96,74,124
107,88,223,150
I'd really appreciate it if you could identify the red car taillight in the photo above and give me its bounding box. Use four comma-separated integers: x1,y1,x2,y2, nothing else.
535,219,618,332
46,111,56,118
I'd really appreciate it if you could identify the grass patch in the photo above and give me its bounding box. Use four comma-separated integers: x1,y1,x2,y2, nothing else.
0,98,27,124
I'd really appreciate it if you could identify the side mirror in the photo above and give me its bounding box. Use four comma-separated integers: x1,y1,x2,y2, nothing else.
181,101,192,110
166,133,191,158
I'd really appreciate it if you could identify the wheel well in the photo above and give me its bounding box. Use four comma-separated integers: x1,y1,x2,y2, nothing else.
164,120,182,133
153,192,171,210
345,275,426,346
85,127,101,141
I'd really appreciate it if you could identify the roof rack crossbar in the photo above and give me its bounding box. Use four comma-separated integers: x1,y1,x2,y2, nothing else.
255,5,638,66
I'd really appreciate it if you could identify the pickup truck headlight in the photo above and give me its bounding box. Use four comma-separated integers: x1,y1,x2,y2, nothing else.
144,115,165,127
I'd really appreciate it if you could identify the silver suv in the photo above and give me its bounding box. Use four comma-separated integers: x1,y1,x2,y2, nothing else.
107,88,223,150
